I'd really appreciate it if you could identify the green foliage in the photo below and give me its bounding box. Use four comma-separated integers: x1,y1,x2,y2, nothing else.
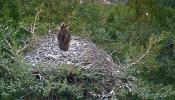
0,0,175,99
70,3,101,36
0,61,105,99
14,64,105,99
121,79,175,100
0,18,32,60
0,18,35,99
122,32,175,99
0,58,36,99
0,0,20,21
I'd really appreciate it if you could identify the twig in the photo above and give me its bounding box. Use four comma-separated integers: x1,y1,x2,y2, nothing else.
114,56,121,66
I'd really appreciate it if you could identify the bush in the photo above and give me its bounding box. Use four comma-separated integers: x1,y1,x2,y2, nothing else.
0,0,175,99
0,58,36,99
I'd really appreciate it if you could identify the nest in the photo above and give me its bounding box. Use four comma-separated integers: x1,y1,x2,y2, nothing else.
25,33,118,75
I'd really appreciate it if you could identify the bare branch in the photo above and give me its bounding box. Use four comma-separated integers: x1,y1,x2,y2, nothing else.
16,43,30,55
126,44,152,67
31,10,41,35
16,10,41,55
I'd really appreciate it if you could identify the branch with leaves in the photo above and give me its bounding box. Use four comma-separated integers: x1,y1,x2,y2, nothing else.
108,34,165,98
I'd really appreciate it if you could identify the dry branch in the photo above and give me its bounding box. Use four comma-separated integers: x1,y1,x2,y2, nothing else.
125,36,159,68
16,10,41,55
126,44,152,67
31,9,41,35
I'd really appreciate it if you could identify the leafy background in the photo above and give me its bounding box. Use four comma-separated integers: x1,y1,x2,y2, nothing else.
0,0,175,99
